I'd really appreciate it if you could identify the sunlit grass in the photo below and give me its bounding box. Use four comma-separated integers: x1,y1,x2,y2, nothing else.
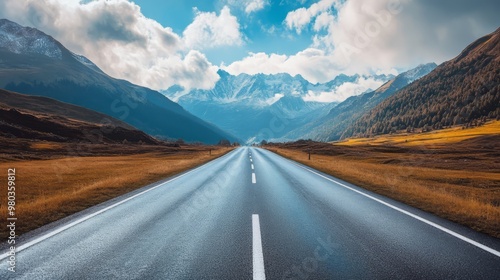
271,148,500,238
0,148,232,238
336,120,500,146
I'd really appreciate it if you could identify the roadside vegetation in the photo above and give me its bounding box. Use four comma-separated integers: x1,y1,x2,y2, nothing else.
338,120,500,146
264,121,500,238
0,145,234,239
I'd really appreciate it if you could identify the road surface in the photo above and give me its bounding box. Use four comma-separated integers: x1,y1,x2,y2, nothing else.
1,147,499,279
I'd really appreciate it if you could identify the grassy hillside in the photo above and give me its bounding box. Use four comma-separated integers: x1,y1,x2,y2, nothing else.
338,120,500,146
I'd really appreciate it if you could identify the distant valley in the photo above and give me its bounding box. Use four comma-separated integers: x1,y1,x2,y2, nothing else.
280,63,437,142
165,28,499,144
163,70,394,143
1,3,499,278
0,18,498,147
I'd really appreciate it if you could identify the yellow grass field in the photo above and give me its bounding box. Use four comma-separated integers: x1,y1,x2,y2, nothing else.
0,148,233,238
271,148,500,238
337,121,500,146
267,122,500,237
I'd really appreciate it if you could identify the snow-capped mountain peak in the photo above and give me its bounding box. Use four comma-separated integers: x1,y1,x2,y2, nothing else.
163,70,395,142
71,52,104,73
0,19,62,59
399,63,438,83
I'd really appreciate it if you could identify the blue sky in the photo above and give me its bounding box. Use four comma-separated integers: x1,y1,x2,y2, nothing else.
1,0,499,97
132,0,318,65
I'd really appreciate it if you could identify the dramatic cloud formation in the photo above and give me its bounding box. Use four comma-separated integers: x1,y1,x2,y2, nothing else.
226,0,500,85
1,0,498,101
223,48,339,84
183,6,243,49
0,0,240,91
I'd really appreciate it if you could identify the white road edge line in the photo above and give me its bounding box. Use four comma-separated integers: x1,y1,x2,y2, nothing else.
252,214,266,280
252,173,257,184
0,149,238,261
286,158,500,258
251,164,255,170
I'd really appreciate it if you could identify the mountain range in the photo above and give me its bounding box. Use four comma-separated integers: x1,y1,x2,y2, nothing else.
0,18,498,146
0,19,236,144
343,27,500,139
278,63,437,141
163,69,394,143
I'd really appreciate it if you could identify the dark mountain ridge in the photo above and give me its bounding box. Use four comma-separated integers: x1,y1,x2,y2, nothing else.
0,89,159,144
0,19,236,144
279,63,437,141
343,28,500,138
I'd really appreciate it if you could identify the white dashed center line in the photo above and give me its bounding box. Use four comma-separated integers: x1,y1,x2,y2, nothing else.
252,214,266,280
252,173,256,184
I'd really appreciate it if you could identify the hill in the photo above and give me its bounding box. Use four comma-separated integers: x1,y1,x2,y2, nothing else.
0,89,160,145
0,19,236,144
0,89,135,129
343,28,500,138
279,63,436,141
337,120,500,148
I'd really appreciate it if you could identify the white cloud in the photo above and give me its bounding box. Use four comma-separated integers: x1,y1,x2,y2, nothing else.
285,0,337,34
1,0,498,99
309,0,500,71
183,6,243,50
245,0,267,14
223,48,343,84
0,0,229,91
144,50,220,91
303,77,385,103
266,93,284,105
224,0,268,14
226,0,499,95
313,12,334,31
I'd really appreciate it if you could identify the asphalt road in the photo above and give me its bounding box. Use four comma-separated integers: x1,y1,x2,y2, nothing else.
1,147,499,279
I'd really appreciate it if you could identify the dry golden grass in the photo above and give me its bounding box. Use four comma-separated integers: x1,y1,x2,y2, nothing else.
337,120,500,146
270,148,500,238
0,148,233,238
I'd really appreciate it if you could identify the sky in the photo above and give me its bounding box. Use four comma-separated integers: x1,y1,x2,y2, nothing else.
0,0,499,97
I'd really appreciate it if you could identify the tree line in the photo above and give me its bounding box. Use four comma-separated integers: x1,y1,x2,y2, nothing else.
342,39,500,138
